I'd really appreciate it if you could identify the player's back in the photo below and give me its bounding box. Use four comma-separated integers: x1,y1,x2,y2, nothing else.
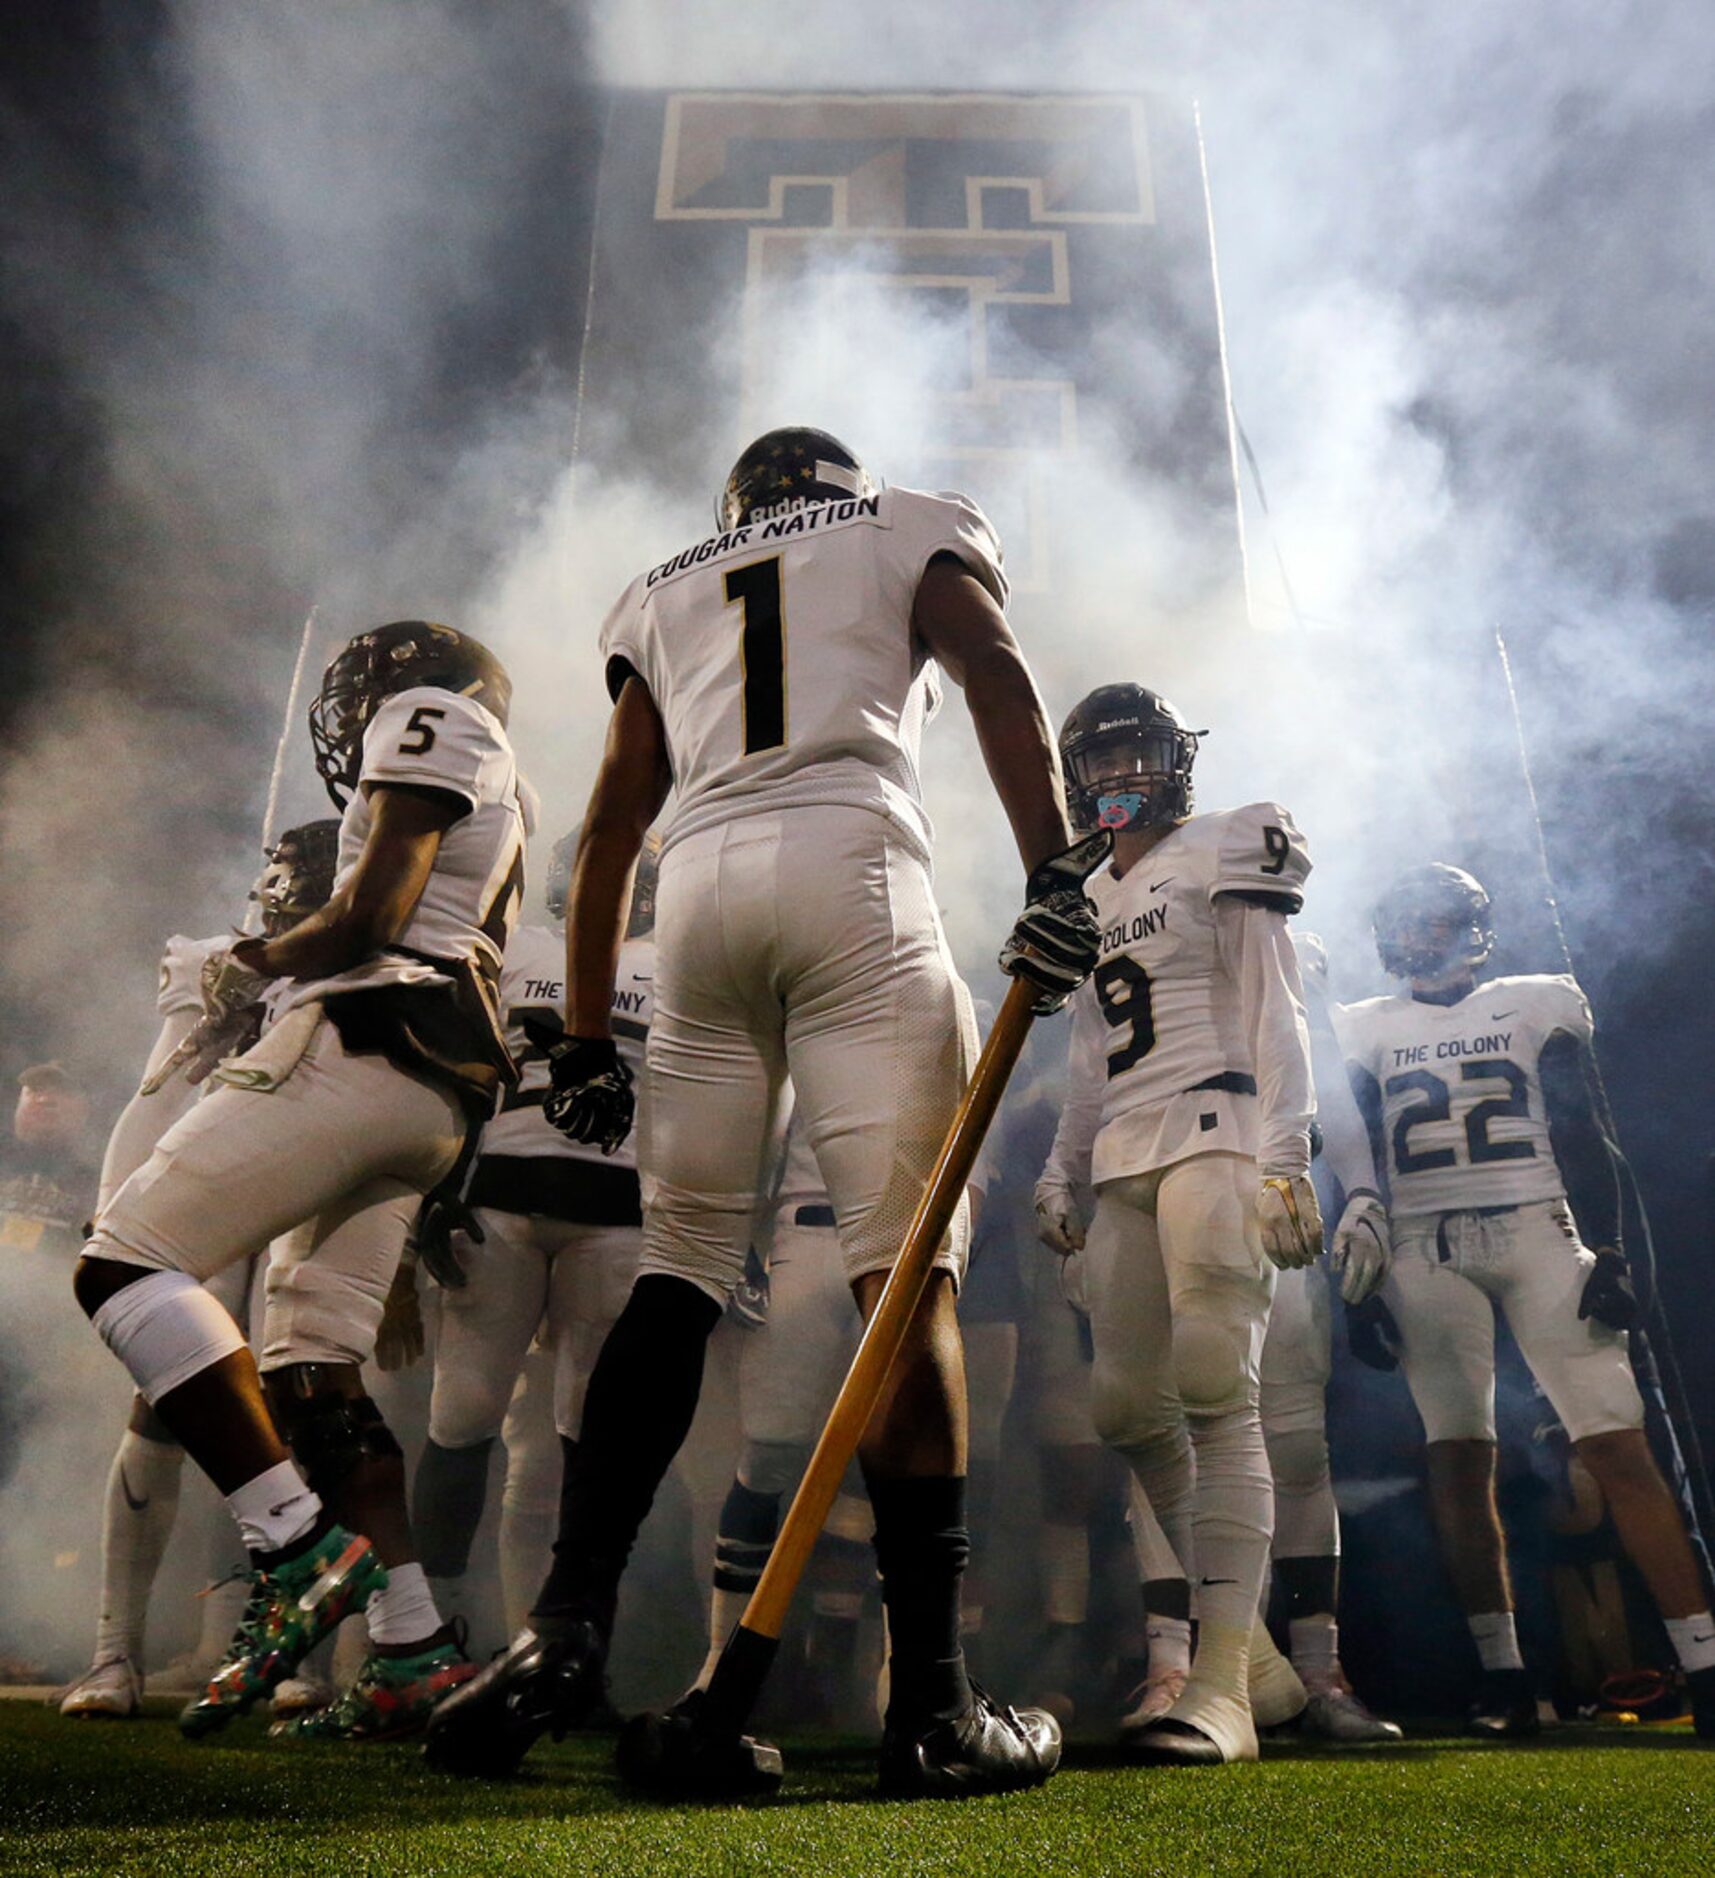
600,486,1005,859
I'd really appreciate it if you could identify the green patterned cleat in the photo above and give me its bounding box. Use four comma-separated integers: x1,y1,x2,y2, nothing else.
272,1636,476,1743
178,1527,387,1740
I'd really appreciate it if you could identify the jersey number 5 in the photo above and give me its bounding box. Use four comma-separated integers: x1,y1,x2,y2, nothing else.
726,557,786,755
1094,956,1156,1078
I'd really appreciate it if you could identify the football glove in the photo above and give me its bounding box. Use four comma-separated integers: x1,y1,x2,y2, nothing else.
1346,1294,1403,1372
1578,1247,1638,1331
375,1261,426,1372
1329,1188,1392,1305
998,833,1111,1015
1034,1177,1087,1257
410,1191,485,1291
542,1034,636,1155
727,1243,770,1331
200,948,268,1023
1257,1173,1323,1270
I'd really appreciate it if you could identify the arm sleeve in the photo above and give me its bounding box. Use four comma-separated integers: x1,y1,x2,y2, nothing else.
1040,982,1105,1192
1539,1028,1623,1250
358,689,500,813
1215,897,1315,1177
1344,1063,1391,1207
1302,991,1383,1206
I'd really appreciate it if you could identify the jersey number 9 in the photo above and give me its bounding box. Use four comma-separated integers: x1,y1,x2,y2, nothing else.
1095,956,1156,1078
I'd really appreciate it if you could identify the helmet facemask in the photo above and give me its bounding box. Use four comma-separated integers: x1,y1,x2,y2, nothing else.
1065,722,1197,834
1373,866,1495,982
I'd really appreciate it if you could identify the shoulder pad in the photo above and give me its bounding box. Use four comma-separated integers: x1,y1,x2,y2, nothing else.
894,486,1007,608
1207,803,1311,913
360,686,508,809
1508,972,1594,1042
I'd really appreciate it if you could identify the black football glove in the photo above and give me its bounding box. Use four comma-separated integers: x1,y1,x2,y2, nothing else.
998,830,1112,1014
409,1190,486,1291
1578,1247,1638,1331
1346,1293,1403,1372
542,1034,636,1155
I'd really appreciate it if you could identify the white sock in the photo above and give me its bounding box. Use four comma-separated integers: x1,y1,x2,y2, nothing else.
1040,1521,1091,1628
1120,1432,1196,1586
224,1459,319,1554
1288,1613,1341,1694
1145,1614,1192,1677
1664,1613,1715,1675
499,1505,555,1641
1188,1408,1274,1648
93,1430,184,1666
365,1561,441,1648
1468,1610,1524,1672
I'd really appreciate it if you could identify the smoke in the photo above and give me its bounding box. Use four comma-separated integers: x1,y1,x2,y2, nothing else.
2,0,1712,1665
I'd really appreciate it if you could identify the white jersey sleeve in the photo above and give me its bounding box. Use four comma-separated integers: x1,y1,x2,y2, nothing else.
358,687,509,814
1215,898,1315,1176
1040,979,1105,1194
1209,802,1312,914
1529,973,1595,1047
157,933,228,1016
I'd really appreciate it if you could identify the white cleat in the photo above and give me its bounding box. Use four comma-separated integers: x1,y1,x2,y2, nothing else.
1301,1685,1404,1744
1119,1666,1188,1739
1247,1616,1308,1730
57,1657,143,1719
270,1675,335,1720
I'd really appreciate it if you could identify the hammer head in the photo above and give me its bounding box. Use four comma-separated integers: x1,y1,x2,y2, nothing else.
616,1702,785,1800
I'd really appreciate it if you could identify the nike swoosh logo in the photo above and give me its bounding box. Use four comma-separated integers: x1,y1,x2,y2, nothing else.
1490,1011,1517,1020
1150,879,1175,893
1695,1633,1715,1646
1198,1576,1239,1587
631,974,652,983
120,1468,149,1513
268,1501,300,1519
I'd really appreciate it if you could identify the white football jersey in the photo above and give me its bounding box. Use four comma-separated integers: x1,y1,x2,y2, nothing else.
278,687,528,1014
1336,973,1592,1218
479,923,653,1173
157,932,229,1017
1054,804,1313,1183
599,486,1004,861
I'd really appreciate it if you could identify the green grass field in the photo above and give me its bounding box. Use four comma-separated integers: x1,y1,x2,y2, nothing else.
3,1701,1711,1877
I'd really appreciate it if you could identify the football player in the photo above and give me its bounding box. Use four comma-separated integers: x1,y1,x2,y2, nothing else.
412,829,656,1648
428,426,1099,1796
59,823,339,1719
1339,864,1715,1737
73,621,526,1741
1033,684,1320,1766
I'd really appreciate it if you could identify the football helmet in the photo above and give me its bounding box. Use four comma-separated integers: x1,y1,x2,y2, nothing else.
717,426,877,531
543,828,661,938
251,819,341,936
544,828,578,924
309,620,512,807
1058,685,1202,834
1372,863,1495,980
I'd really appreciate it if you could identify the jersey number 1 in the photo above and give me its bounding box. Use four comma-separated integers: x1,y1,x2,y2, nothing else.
726,557,786,755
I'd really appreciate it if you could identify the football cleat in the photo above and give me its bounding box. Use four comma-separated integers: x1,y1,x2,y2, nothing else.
877,1684,1062,1799
422,1622,610,1778
1300,1685,1405,1744
57,1656,142,1719
273,1636,476,1742
269,1674,335,1720
1118,1665,1188,1739
1467,1667,1540,1739
177,1528,387,1740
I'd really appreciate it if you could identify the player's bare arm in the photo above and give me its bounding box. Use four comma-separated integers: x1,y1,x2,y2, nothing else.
233,784,461,981
911,554,1070,874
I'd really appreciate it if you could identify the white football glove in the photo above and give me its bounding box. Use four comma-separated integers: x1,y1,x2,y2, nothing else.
200,949,268,1022
1257,1174,1324,1271
1034,1178,1087,1257
1329,1189,1392,1305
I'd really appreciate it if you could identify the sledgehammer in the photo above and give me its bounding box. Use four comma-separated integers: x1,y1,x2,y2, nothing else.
616,831,1109,1800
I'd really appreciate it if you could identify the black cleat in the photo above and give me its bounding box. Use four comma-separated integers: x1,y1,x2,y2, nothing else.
422,1623,608,1778
878,1684,1062,1799
1686,1664,1715,1740
1467,1668,1540,1739
616,1690,785,1800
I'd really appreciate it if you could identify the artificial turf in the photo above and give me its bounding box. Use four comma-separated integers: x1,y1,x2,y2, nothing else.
1,1701,1710,1877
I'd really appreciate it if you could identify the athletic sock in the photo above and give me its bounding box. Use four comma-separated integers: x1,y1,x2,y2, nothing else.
1664,1613,1715,1675
226,1459,320,1555
1145,1614,1193,1677
869,1474,972,1726
531,1275,723,1637
1040,1519,1091,1628
695,1478,781,1688
94,1429,185,1665
1187,1407,1274,1657
1468,1610,1524,1673
412,1437,494,1579
1288,1613,1341,1694
366,1561,441,1647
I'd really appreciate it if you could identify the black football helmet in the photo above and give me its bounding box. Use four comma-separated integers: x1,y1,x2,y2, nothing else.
251,819,341,936
544,827,579,923
543,827,660,939
1373,863,1495,980
1059,685,1202,834
309,620,512,808
717,426,877,531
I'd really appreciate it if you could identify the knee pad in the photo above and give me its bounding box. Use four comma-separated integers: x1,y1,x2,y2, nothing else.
1090,1365,1179,1456
264,1365,402,1493
1264,1425,1329,1497
1172,1315,1249,1418
739,1439,806,1499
